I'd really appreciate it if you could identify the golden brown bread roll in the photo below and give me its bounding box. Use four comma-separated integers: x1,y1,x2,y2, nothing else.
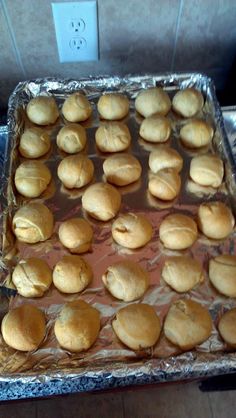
12,258,52,297
1,305,46,351
12,202,54,244
56,123,87,154
218,308,236,347
180,119,214,149
97,93,129,120
26,96,59,125
159,213,198,250
112,213,153,249
148,168,181,201
103,153,142,186
162,256,204,292
57,154,94,189
209,255,236,297
135,87,171,117
139,114,171,143
19,127,51,159
198,201,234,239
82,182,121,221
14,160,51,198
58,218,93,254
53,255,92,293
164,299,212,350
54,300,100,352
190,154,224,188
95,122,131,153
62,92,92,122
149,147,183,173
172,88,204,118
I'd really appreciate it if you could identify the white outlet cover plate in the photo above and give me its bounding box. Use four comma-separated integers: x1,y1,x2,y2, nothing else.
52,1,99,63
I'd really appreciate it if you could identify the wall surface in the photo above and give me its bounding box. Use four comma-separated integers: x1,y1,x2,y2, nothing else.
0,0,236,108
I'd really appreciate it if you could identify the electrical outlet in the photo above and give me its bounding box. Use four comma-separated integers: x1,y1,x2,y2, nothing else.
52,1,99,63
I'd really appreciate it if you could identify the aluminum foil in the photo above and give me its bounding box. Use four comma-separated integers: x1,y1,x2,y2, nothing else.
1,73,236,384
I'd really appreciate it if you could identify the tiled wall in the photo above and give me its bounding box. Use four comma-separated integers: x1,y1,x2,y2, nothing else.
0,0,236,108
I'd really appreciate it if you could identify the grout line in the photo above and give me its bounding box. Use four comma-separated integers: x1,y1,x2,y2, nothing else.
1,0,26,78
121,392,126,418
170,0,184,71
206,392,215,418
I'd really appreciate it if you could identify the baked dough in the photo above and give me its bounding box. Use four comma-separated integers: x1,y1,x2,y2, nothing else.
159,213,198,250
12,257,52,298
162,256,204,292
139,114,171,143
95,122,131,153
12,202,54,243
19,127,51,158
58,217,93,254
53,255,92,293
148,168,181,201
198,201,234,239
82,182,121,221
102,260,149,301
103,153,142,186
190,154,224,188
62,92,92,122
209,255,236,297
112,303,161,350
135,87,171,117
1,305,46,351
149,147,183,173
57,123,87,154
14,160,51,198
97,93,129,120
26,96,59,125
54,300,100,352
112,213,153,249
172,88,204,118
218,308,236,346
180,119,214,149
164,299,212,350
57,154,94,189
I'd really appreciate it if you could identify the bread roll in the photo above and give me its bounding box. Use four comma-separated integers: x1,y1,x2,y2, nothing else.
82,182,121,221
148,168,181,201
57,123,87,154
112,303,161,350
57,154,94,189
58,218,93,254
19,127,51,158
172,88,204,118
209,255,236,297
97,93,129,120
164,299,212,350
103,153,142,186
53,255,92,293
159,213,198,250
180,119,214,149
139,114,171,143
218,308,236,346
95,122,131,153
198,201,234,239
162,256,204,292
54,300,100,352
135,87,171,117
62,92,92,122
12,258,52,297
102,260,149,301
112,213,153,249
15,160,51,198
1,305,46,351
190,154,224,188
149,147,183,173
12,202,54,243
26,96,59,125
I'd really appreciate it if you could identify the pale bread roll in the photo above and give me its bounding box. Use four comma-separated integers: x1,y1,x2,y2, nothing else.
97,93,129,120
62,92,92,122
180,119,214,149
57,123,87,154
172,88,204,118
162,256,204,292
95,122,131,153
218,308,236,346
82,182,121,221
54,300,100,352
190,154,224,188
112,213,153,249
58,218,93,254
198,201,234,239
209,255,236,297
103,153,141,186
139,114,171,143
135,87,171,117
164,299,212,350
112,303,161,350
19,127,51,159
159,213,198,250
57,154,94,189
15,160,51,198
148,168,181,201
26,96,59,125
1,305,46,351
149,147,183,173
102,260,149,301
12,202,54,244
53,255,92,293
12,258,52,298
